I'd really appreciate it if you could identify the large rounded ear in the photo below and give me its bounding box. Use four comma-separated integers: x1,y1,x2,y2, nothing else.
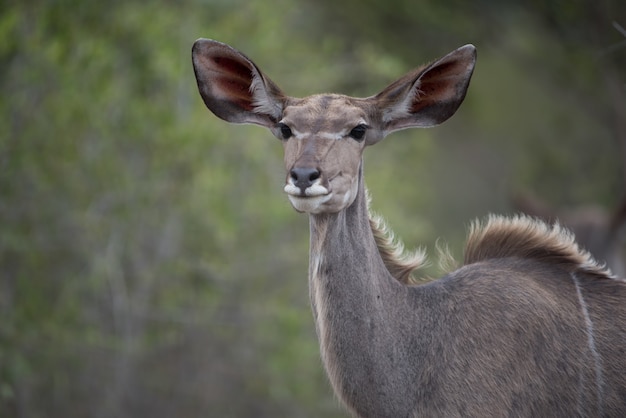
192,39,286,127
373,44,476,135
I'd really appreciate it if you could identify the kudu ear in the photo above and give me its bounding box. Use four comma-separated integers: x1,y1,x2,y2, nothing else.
373,44,476,135
192,39,286,127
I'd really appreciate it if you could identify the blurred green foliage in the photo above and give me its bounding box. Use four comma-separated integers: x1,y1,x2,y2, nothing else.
1,0,624,416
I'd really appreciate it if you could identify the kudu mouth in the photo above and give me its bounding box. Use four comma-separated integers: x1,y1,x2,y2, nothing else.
284,169,332,213
284,182,330,198
282,164,361,214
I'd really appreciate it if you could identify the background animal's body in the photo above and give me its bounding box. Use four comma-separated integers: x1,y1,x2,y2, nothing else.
192,39,626,417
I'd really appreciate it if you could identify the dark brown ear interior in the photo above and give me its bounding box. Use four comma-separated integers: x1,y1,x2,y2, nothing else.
206,54,257,112
192,40,255,121
192,39,284,126
410,56,474,117
374,44,476,132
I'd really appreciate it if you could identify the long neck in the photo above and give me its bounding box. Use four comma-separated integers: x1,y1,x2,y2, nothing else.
308,167,395,335
307,165,413,414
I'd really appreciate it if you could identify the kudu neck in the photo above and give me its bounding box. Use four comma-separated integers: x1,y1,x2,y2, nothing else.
305,163,410,414
307,163,391,283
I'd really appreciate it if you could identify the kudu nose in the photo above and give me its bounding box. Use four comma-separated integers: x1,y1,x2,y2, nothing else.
290,167,321,193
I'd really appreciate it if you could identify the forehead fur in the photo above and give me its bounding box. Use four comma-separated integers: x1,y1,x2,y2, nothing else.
282,94,369,130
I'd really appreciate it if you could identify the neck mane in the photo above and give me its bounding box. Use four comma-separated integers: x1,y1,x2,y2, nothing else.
368,198,429,284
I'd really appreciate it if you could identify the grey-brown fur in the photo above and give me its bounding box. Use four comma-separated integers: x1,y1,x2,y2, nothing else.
192,39,626,417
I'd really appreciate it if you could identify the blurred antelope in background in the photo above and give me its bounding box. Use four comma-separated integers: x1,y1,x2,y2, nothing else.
192,39,626,417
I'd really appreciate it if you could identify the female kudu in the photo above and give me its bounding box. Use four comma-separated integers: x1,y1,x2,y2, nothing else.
192,39,626,417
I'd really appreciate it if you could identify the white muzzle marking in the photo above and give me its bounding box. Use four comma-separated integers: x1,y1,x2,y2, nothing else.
284,179,331,213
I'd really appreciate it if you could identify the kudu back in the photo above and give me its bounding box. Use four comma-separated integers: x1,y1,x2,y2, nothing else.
192,39,626,417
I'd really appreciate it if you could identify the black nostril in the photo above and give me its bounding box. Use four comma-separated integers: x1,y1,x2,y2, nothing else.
290,167,321,191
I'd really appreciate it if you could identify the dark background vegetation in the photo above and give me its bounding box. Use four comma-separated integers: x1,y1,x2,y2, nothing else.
2,0,624,416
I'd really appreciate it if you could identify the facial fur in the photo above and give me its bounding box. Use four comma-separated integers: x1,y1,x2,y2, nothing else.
278,95,371,213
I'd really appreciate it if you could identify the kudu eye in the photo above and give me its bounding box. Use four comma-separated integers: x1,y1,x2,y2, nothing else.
348,124,368,141
277,123,293,140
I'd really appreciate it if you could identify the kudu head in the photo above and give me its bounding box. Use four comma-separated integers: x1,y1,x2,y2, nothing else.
192,39,476,214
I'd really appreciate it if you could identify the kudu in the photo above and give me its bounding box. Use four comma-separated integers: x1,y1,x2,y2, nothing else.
192,39,626,417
